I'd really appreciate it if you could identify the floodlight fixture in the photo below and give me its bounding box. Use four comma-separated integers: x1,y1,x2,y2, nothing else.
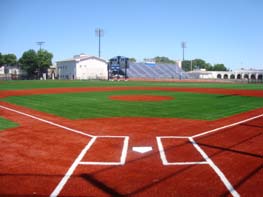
181,41,186,61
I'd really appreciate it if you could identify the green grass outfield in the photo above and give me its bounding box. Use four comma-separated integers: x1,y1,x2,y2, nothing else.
0,117,18,131
2,90,263,120
0,80,263,90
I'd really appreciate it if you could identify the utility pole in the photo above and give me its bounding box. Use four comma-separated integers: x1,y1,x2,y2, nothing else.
36,41,45,51
95,28,104,58
181,41,186,61
36,41,45,79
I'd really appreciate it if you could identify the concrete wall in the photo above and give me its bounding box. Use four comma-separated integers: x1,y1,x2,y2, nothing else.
195,70,263,80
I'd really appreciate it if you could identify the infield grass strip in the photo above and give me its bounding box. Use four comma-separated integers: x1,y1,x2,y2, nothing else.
0,117,19,130
0,80,263,90
2,90,263,120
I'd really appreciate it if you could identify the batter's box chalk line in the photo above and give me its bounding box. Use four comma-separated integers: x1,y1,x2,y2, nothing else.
79,136,129,166
156,136,208,165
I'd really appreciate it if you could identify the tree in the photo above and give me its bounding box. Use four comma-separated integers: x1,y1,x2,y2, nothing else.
19,49,53,78
182,59,227,72
3,54,17,66
37,49,53,74
19,49,38,78
182,60,191,71
192,59,207,70
0,53,3,67
154,56,176,64
213,64,227,71
129,57,136,62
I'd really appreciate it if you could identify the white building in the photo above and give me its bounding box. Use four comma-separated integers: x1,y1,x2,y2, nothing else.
188,69,263,80
0,65,23,75
56,54,108,80
0,65,25,80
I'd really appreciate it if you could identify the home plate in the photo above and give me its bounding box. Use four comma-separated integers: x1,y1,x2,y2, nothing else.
132,146,153,153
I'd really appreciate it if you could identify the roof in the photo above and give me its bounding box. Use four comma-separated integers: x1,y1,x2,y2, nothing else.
57,54,107,63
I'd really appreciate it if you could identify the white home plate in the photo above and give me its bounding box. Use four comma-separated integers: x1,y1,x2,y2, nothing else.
132,146,153,153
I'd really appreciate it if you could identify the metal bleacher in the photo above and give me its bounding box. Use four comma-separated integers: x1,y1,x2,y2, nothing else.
127,62,189,79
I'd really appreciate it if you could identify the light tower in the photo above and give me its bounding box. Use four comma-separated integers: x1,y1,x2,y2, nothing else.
95,28,104,58
36,41,45,50
181,41,186,61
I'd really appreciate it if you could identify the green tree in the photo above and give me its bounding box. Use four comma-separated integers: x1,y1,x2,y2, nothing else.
19,49,38,78
154,56,176,64
213,64,227,71
205,63,213,71
129,57,136,62
182,60,191,71
3,54,17,66
19,49,53,78
0,53,3,67
192,59,207,70
37,49,53,74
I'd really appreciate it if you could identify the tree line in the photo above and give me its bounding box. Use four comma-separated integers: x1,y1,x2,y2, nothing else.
182,59,227,71
129,56,228,71
0,49,53,78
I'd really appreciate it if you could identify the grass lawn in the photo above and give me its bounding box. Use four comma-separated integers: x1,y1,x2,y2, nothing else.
0,117,18,130
0,80,263,90
2,90,263,120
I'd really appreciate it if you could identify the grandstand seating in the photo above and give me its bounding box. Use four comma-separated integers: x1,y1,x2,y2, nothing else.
126,62,189,79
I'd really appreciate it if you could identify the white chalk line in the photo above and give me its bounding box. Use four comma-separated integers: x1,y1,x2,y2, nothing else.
0,105,95,138
0,104,130,196
50,137,97,197
79,136,129,166
192,113,263,138
157,135,243,196
156,137,207,165
189,137,240,197
2,104,261,197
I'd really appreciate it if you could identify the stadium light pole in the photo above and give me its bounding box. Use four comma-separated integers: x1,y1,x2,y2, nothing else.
181,41,186,61
36,41,45,51
95,28,104,58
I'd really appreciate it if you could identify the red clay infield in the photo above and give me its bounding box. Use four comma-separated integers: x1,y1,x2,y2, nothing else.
0,86,263,196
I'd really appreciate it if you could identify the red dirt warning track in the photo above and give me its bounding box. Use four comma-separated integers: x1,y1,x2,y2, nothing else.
0,86,263,196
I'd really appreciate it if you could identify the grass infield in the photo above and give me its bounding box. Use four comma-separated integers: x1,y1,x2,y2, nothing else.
0,117,18,130
2,90,263,120
0,80,263,90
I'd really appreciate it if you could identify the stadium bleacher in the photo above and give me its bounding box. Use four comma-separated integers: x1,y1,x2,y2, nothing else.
126,62,189,79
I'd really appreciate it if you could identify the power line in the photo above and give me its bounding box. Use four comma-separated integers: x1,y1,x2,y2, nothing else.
36,41,45,50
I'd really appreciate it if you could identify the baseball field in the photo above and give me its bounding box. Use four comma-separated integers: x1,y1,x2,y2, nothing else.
0,80,262,196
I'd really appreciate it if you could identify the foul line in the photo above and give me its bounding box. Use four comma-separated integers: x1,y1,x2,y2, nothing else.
189,137,240,197
50,137,97,197
2,104,261,197
157,136,240,196
0,104,130,196
192,114,263,138
156,137,208,165
0,105,95,138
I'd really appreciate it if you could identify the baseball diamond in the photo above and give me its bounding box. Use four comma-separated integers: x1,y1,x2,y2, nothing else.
0,80,262,196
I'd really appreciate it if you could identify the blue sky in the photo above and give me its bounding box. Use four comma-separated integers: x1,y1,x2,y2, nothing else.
1,0,263,70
